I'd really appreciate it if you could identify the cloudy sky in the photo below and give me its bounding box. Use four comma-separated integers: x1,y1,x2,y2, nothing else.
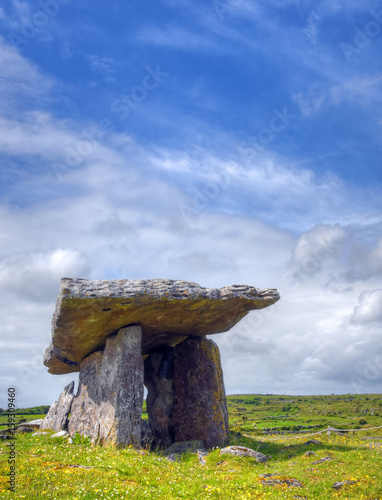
1,0,382,408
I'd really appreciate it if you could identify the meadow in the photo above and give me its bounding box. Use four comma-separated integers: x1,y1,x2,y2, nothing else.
0,394,381,499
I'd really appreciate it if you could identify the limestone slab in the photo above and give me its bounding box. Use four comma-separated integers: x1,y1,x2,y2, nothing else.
44,278,280,374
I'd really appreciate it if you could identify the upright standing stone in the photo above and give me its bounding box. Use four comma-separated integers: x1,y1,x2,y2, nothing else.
40,381,75,432
172,337,229,449
68,325,144,448
144,347,175,449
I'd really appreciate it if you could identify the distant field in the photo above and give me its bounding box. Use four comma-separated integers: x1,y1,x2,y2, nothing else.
227,393,382,436
0,394,381,499
0,406,49,426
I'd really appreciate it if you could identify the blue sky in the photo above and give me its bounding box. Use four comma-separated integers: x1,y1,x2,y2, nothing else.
0,0,382,407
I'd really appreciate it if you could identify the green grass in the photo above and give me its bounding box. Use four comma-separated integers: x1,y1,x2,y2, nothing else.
0,414,47,425
0,394,381,499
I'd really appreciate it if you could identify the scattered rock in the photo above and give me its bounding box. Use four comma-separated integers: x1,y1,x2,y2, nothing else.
197,449,208,465
51,430,68,438
260,476,304,488
332,480,357,489
303,451,317,458
303,440,322,446
16,426,34,434
67,464,94,469
22,419,43,428
31,432,48,436
312,456,334,464
220,446,267,463
40,381,75,432
166,453,180,463
260,473,282,478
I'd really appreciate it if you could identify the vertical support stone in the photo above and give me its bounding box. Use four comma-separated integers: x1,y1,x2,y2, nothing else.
40,381,75,432
144,347,175,449
68,325,144,448
172,336,229,449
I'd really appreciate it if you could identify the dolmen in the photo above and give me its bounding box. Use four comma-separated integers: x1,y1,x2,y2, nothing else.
43,278,279,449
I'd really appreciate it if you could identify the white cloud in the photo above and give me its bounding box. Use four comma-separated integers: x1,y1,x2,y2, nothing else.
0,249,91,302
289,223,346,275
0,36,53,114
352,289,382,324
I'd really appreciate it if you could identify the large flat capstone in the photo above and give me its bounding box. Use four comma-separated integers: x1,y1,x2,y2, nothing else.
44,278,280,374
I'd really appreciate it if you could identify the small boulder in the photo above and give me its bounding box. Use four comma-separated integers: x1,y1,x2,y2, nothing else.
220,445,267,463
303,451,317,458
312,456,334,464
51,430,68,438
16,426,34,434
21,419,43,429
332,480,357,489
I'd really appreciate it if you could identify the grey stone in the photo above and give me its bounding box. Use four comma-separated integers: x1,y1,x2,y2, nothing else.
164,440,205,455
21,419,43,428
32,432,48,436
51,430,68,438
140,420,154,449
68,326,144,448
332,480,357,489
40,381,75,432
16,426,34,434
261,477,303,488
44,278,280,374
312,456,334,464
303,440,322,446
144,347,175,449
166,453,180,463
220,446,267,463
303,451,317,457
172,337,229,449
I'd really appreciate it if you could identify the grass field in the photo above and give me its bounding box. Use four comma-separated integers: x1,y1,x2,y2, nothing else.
0,394,381,499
